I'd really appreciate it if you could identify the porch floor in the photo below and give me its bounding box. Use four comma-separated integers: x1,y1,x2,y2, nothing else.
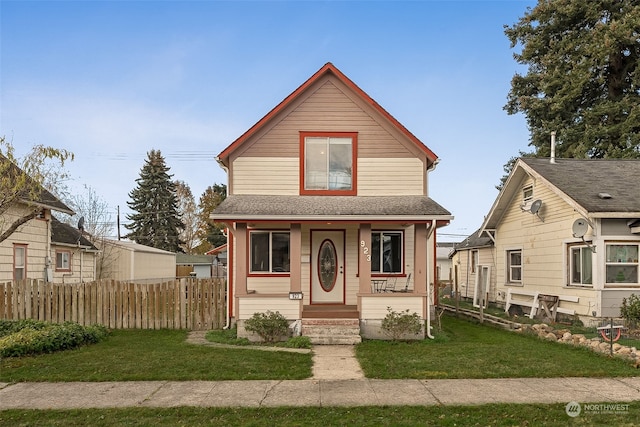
302,304,359,319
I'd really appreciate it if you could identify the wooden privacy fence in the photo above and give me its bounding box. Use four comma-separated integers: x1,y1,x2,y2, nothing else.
0,278,226,330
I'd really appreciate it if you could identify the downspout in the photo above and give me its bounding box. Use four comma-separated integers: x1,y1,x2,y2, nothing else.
426,220,436,339
216,156,232,330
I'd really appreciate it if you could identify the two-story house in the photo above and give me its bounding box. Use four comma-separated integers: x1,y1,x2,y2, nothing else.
211,63,452,342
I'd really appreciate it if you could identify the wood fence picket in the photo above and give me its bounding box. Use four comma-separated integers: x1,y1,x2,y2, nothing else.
0,278,225,330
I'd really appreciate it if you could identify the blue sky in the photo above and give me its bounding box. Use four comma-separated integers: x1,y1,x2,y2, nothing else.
1,0,536,241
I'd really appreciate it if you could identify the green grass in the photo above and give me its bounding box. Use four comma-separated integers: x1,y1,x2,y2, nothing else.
0,329,312,382
0,404,637,426
356,315,640,379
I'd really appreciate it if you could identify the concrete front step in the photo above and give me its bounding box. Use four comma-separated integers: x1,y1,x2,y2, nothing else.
302,319,362,345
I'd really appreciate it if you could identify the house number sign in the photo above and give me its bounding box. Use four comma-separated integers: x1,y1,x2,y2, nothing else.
360,240,371,262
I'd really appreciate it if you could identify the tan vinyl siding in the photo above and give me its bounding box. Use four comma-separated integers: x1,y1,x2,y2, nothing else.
0,205,49,282
237,297,300,320
247,276,290,294
361,295,424,319
358,158,424,195
233,157,299,195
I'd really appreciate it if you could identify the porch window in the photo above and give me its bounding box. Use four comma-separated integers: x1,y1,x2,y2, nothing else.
301,132,356,195
507,249,522,283
250,231,290,273
605,243,639,286
569,245,592,286
371,231,402,273
56,250,71,272
14,244,27,280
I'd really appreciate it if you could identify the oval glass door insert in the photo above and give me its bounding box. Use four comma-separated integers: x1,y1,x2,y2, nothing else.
318,239,337,292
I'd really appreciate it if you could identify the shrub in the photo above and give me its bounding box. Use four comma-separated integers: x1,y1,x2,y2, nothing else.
381,307,423,341
244,311,290,343
0,320,109,358
621,294,640,328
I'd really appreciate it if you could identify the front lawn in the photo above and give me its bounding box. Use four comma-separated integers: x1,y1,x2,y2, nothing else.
356,315,640,379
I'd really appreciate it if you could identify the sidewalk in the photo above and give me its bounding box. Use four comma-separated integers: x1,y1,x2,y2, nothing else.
1,343,639,409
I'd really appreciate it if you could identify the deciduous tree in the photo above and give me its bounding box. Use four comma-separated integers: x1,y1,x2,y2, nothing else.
175,180,199,254
195,184,227,254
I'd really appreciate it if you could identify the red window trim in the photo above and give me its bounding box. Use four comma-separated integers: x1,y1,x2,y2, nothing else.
299,131,358,196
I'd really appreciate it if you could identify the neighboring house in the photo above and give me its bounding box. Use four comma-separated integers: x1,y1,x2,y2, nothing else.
449,228,495,307
176,253,215,278
211,63,452,342
98,240,176,282
478,157,640,324
50,216,98,283
435,242,455,287
206,243,227,278
0,158,75,282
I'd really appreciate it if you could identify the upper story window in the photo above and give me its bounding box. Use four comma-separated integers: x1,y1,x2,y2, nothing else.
14,244,27,281
250,231,290,274
56,250,71,272
507,249,522,283
605,243,639,286
371,231,403,274
300,132,357,195
522,185,533,203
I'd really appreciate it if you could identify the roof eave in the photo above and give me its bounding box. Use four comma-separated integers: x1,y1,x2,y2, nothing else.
212,214,454,222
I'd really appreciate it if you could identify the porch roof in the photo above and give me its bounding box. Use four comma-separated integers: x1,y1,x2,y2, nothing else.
211,195,452,222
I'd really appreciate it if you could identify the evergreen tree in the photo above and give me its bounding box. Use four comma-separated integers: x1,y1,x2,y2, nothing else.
125,149,185,252
504,0,640,159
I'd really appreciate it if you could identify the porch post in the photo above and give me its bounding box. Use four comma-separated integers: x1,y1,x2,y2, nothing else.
290,223,301,293
235,222,248,296
359,223,372,293
414,223,428,294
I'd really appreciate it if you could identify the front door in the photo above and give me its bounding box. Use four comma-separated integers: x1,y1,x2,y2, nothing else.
311,230,345,304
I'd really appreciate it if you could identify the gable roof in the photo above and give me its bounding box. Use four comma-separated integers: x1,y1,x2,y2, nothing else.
483,157,640,229
101,239,177,255
216,62,438,167
449,228,494,258
51,216,97,251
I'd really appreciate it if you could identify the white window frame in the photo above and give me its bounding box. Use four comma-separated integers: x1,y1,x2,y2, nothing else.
522,185,533,203
605,243,639,287
568,244,593,287
14,244,27,281
371,230,404,274
506,249,522,284
249,231,290,274
301,132,357,195
56,250,72,272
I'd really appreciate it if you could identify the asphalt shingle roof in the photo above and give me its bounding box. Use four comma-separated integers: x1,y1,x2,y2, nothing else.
51,216,97,250
521,158,640,213
212,195,452,219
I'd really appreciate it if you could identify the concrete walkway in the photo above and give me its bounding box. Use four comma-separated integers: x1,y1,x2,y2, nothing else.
0,335,639,409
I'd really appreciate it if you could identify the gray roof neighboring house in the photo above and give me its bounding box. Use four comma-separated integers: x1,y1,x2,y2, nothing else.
212,195,452,221
51,216,97,251
449,228,494,258
176,254,215,265
484,158,640,230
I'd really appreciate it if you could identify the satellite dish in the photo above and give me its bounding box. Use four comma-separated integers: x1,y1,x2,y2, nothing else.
530,199,543,214
77,216,85,232
572,219,588,238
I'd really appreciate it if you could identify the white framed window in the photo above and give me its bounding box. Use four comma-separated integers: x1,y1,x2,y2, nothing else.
569,245,593,286
522,185,533,203
301,132,356,195
605,243,639,286
249,231,290,274
14,244,27,280
371,231,403,273
507,249,522,283
56,250,71,271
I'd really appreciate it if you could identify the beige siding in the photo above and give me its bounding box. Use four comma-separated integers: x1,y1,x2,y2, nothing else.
233,157,299,195
493,176,597,314
247,276,289,294
133,252,176,281
361,295,424,319
358,158,424,195
237,296,300,320
0,205,49,281
50,245,97,284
